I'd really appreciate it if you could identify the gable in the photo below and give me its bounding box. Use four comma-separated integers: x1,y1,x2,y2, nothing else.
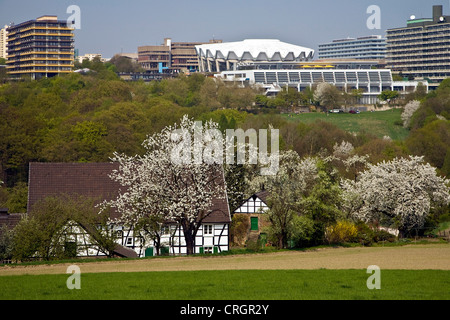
233,194,269,214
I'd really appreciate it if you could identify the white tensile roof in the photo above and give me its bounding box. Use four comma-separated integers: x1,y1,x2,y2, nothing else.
195,39,314,61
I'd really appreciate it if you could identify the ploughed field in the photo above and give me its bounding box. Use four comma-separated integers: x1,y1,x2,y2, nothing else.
1,244,449,276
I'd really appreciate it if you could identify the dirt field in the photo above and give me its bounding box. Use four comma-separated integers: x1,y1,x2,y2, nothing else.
1,244,449,276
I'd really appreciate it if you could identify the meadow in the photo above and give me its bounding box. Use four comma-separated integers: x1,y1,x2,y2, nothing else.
0,269,448,300
282,108,409,140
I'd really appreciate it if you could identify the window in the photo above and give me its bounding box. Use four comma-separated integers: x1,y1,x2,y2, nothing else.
203,224,213,235
126,237,133,246
203,246,213,254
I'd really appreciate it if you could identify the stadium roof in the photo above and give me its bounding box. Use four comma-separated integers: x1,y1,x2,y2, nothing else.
195,39,314,61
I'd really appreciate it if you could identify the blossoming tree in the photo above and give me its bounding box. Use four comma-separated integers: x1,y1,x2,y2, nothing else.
342,156,450,236
102,115,226,255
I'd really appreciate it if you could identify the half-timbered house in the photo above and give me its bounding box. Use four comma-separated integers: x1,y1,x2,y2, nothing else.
27,162,231,258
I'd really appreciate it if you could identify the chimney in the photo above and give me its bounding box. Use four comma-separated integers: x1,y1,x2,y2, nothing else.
433,5,443,23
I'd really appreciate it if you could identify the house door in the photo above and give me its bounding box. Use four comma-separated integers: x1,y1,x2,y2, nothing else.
250,217,259,231
145,247,153,257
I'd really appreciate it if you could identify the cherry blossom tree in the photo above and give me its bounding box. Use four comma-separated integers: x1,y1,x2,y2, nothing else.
401,100,421,128
342,156,450,236
101,115,227,255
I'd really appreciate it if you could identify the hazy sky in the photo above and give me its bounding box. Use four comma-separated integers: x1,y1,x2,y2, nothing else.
1,0,448,58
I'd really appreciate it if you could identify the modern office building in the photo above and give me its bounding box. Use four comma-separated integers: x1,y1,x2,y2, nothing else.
138,38,221,73
216,68,427,104
195,39,315,72
318,35,386,60
6,15,74,79
0,25,8,60
386,5,450,89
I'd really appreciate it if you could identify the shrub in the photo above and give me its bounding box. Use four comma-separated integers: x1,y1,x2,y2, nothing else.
355,221,376,246
230,214,250,246
373,229,396,242
290,215,316,248
325,221,358,244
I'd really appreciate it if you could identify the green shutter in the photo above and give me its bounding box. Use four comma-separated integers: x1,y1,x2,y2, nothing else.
200,247,204,254
251,217,259,231
213,246,219,254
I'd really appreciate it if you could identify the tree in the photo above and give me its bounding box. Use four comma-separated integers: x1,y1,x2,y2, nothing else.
313,83,343,111
401,100,421,128
378,90,399,105
13,195,117,261
108,55,144,73
342,156,450,237
248,151,319,248
406,120,450,175
0,225,15,262
102,115,227,255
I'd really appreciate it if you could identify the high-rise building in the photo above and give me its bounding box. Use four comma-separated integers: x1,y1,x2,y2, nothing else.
6,15,74,80
318,35,386,60
138,38,222,73
386,5,450,89
0,25,8,60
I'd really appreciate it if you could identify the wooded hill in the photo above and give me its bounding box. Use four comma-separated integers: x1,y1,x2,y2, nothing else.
0,66,449,213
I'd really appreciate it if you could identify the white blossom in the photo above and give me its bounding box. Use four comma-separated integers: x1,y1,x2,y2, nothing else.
342,156,450,233
100,115,227,253
401,100,421,128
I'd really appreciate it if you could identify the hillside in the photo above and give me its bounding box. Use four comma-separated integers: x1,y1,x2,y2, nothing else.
282,109,409,141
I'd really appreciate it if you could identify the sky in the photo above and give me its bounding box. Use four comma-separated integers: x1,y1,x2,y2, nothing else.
0,0,448,59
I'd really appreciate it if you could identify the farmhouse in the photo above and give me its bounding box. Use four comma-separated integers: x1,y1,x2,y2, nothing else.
27,162,231,258
232,190,270,245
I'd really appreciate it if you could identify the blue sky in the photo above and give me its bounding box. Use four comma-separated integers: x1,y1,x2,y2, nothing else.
0,0,448,58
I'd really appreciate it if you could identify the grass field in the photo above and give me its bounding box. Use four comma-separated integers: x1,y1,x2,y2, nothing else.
0,269,448,300
1,244,449,300
281,109,409,140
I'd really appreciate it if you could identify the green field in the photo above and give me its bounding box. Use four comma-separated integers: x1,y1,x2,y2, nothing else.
1,269,448,300
282,109,409,140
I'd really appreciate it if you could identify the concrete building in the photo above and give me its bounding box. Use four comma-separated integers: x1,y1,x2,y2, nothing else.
196,39,314,73
138,38,221,73
386,5,450,89
0,25,8,60
216,68,427,104
318,35,386,60
6,15,74,80
76,53,106,63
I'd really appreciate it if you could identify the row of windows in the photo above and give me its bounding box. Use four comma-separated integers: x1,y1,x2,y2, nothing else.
250,71,392,84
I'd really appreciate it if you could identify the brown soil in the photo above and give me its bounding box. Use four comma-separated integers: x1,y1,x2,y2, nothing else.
1,244,449,276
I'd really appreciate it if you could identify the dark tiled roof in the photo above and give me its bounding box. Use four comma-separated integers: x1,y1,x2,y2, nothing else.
0,211,23,236
28,162,231,224
113,244,139,258
254,189,270,205
28,162,122,218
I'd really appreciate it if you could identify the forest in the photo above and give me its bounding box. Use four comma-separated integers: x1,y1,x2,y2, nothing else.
0,59,449,223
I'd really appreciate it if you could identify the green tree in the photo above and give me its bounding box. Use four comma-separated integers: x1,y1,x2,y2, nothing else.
378,90,399,105
13,195,117,261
